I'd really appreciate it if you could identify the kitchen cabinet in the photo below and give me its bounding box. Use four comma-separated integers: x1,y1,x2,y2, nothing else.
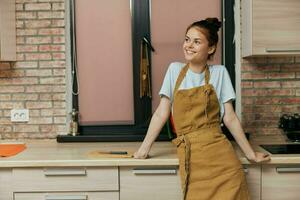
0,0,16,61
0,169,12,200
14,192,119,200
241,0,300,57
120,166,182,200
2,140,300,200
120,165,261,200
244,165,261,200
0,167,119,199
12,167,119,192
262,165,300,200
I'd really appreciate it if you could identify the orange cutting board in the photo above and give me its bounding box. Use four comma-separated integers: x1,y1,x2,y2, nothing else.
0,143,26,157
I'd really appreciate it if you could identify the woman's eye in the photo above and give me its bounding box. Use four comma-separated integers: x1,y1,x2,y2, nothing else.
195,41,200,45
185,38,189,42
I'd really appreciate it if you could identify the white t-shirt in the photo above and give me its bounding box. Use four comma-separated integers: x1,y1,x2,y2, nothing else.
159,62,236,119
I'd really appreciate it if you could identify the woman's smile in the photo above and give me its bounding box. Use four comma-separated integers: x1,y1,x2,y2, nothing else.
185,49,196,55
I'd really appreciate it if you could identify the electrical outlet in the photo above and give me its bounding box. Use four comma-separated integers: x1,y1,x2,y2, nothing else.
11,109,29,122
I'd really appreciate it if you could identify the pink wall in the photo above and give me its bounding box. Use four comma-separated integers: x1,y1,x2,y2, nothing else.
76,0,134,125
76,0,221,124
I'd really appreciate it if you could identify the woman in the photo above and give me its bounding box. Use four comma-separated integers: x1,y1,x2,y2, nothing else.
134,18,270,200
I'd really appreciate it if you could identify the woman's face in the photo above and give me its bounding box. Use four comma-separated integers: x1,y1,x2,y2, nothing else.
183,27,215,64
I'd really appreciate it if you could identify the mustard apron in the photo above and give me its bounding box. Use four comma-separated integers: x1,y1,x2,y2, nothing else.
172,64,250,200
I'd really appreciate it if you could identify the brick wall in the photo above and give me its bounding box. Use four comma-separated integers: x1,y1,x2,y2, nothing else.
0,0,67,139
241,57,300,135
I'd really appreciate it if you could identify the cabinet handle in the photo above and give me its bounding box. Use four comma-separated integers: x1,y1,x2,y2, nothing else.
276,167,300,173
45,195,87,200
44,168,87,176
132,168,177,175
265,48,300,53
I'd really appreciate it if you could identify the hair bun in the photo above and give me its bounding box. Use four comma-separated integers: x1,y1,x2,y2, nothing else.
205,18,222,31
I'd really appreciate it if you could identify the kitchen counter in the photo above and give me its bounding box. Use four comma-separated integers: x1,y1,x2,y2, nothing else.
0,135,300,168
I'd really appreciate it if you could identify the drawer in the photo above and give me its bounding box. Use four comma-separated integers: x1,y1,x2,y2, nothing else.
14,192,119,200
120,166,182,200
13,167,118,192
262,165,300,200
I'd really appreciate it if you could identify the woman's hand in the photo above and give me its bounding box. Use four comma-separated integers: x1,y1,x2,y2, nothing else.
247,152,271,163
133,147,150,159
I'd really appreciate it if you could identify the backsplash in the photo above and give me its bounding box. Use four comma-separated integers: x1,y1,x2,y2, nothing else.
241,57,300,135
0,0,67,139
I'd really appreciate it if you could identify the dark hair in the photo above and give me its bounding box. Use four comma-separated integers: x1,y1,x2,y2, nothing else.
186,18,222,59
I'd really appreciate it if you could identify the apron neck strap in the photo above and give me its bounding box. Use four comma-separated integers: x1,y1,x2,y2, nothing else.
174,64,189,93
174,64,210,94
204,64,210,85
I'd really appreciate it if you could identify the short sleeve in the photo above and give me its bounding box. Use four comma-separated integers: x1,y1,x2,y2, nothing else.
220,67,236,103
159,64,173,101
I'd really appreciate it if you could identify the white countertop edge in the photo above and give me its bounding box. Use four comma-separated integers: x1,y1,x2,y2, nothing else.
0,159,180,168
2,157,300,168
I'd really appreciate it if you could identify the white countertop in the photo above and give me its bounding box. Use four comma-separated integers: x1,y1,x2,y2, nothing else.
0,135,299,168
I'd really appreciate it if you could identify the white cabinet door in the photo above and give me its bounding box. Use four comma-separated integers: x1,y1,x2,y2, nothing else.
262,165,300,200
13,167,118,192
242,0,300,57
14,192,119,200
244,165,261,200
120,166,182,200
0,169,13,200
0,0,16,61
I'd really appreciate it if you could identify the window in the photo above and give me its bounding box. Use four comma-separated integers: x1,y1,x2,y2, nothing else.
58,0,235,142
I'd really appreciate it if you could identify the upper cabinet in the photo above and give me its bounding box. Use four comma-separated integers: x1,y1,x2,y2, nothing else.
0,0,16,61
242,0,300,57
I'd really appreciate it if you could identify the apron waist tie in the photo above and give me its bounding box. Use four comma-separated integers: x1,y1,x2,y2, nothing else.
172,125,221,199
172,134,191,200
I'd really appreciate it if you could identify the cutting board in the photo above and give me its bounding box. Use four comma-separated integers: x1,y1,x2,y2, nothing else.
0,143,26,157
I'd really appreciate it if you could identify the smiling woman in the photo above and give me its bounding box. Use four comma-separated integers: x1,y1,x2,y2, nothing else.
134,18,270,200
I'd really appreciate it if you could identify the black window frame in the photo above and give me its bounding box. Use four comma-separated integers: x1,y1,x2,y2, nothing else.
57,0,235,142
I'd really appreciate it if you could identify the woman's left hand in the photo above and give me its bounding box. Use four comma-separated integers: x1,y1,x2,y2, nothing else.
247,152,271,163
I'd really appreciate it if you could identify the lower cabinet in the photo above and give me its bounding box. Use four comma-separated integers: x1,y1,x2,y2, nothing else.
120,165,261,200
0,169,12,200
12,167,118,192
11,167,119,200
4,164,300,200
243,165,261,200
262,165,300,200
120,166,182,200
14,192,119,200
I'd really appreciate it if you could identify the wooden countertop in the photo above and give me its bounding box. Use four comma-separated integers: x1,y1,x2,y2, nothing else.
0,135,299,168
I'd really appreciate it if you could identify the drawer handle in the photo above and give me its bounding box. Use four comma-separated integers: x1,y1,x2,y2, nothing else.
44,168,87,176
265,48,300,53
45,195,87,200
132,168,177,175
276,167,300,173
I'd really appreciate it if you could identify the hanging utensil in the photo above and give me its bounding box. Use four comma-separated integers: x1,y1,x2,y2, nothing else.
139,37,154,98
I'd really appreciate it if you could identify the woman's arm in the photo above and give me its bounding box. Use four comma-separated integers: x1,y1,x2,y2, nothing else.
134,96,171,159
223,101,271,163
